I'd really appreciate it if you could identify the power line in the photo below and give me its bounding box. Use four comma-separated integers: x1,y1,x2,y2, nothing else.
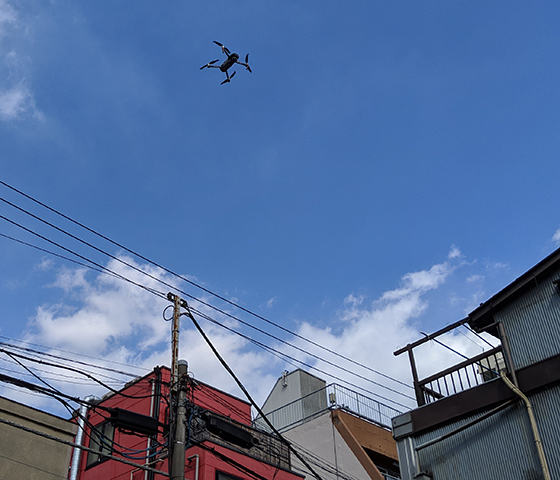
0,348,157,401
191,306,410,409
0,415,169,477
0,213,168,300
0,179,412,392
0,335,149,376
0,187,416,409
0,218,413,406
0,222,414,403
185,306,325,480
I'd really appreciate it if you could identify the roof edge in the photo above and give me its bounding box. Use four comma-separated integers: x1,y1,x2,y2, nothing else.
468,246,560,332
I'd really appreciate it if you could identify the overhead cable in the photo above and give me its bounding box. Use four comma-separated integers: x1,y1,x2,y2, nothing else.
185,307,324,480
0,224,413,402
0,179,412,391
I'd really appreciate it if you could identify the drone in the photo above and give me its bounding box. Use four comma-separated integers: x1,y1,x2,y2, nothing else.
200,41,252,85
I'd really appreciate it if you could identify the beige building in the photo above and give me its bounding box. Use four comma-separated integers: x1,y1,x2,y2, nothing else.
0,395,77,479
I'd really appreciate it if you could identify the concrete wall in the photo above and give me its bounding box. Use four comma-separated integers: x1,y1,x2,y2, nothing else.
260,370,328,431
284,410,372,480
0,396,77,480
261,369,327,414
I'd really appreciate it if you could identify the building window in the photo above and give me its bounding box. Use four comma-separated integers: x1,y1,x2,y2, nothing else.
86,422,115,468
216,471,245,480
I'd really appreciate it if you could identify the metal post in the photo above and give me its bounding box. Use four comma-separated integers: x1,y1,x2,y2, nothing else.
407,347,425,406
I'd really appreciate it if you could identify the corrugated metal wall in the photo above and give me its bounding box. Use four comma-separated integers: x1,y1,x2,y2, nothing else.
495,266,560,370
395,261,560,479
398,384,560,480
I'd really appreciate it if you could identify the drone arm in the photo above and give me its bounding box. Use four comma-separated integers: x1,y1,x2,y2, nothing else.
235,61,252,73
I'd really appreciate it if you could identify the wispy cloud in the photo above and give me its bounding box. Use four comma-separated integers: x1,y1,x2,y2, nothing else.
0,1,43,122
553,228,560,246
284,247,496,408
4,248,502,414
0,0,16,34
0,81,41,121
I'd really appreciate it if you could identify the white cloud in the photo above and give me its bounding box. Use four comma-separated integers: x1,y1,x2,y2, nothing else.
343,293,364,307
5,248,505,416
281,249,495,411
0,0,16,37
0,81,41,121
265,296,278,308
553,228,560,246
11,255,278,411
466,274,483,283
379,257,456,303
448,245,462,260
0,2,43,122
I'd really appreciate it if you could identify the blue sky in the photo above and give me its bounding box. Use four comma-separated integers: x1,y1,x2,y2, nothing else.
0,1,559,415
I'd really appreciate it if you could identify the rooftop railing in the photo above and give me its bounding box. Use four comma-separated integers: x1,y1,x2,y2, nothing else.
254,383,402,433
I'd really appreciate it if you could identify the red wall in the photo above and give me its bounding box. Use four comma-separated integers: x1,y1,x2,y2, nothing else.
75,367,299,480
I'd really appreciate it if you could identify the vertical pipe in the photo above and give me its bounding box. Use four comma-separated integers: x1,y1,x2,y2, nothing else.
69,396,97,480
498,322,518,386
187,455,199,480
500,371,551,480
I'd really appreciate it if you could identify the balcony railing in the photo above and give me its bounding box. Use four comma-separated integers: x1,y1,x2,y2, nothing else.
253,383,402,433
418,346,505,404
394,317,511,407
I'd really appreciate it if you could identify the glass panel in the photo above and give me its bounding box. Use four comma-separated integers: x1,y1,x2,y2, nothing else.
86,422,115,468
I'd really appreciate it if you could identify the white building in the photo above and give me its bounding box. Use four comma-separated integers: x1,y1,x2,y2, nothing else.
256,370,401,480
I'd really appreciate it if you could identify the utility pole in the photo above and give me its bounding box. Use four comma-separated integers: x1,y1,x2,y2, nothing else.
166,293,190,480
171,360,188,480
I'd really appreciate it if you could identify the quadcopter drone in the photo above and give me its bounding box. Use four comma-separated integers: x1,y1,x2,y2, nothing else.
200,41,252,85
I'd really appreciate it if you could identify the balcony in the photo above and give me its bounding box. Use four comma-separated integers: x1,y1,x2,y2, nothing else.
191,411,291,470
394,318,509,407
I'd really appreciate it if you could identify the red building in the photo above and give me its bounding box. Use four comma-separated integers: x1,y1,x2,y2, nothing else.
70,365,304,480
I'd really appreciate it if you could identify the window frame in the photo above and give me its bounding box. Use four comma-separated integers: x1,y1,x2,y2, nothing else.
85,421,115,468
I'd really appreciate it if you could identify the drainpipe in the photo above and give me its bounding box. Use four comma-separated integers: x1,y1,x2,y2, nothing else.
187,454,199,480
500,371,551,480
69,396,98,480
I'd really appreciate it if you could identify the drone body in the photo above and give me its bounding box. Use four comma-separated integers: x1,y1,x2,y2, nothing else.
200,41,251,84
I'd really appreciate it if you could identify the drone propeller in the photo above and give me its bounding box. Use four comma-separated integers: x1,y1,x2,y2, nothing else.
244,54,252,73
200,59,219,70
213,40,230,55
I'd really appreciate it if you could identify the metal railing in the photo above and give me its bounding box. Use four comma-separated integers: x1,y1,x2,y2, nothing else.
253,383,402,433
418,346,506,405
393,317,514,407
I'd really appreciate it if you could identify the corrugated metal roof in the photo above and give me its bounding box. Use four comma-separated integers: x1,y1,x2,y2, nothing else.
469,247,560,334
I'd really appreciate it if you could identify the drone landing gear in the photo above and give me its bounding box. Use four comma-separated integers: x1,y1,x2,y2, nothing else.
221,71,236,85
